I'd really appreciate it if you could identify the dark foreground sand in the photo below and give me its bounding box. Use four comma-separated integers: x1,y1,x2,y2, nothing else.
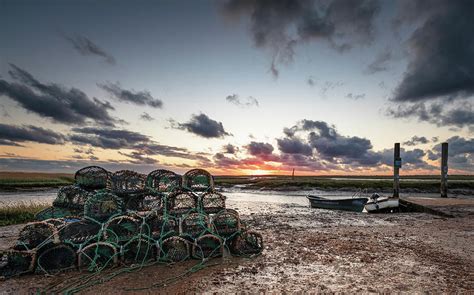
1,199,473,294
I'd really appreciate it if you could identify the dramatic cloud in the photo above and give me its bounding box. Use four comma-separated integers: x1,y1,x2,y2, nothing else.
140,112,154,121
99,82,163,108
245,141,274,156
393,1,474,102
226,94,259,108
365,49,391,74
63,33,116,65
0,124,65,146
0,64,118,126
171,113,231,138
223,144,238,154
277,137,313,156
403,136,429,146
70,127,149,149
222,0,380,75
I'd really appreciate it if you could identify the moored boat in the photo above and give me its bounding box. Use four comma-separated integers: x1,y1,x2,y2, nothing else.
306,195,369,212
365,193,399,213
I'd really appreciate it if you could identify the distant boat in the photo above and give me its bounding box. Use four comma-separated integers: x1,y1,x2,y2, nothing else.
365,193,399,213
306,195,369,212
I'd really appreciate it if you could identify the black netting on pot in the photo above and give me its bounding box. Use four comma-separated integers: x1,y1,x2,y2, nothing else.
181,212,210,239
140,191,163,212
14,222,59,251
192,234,223,260
211,209,241,238
160,236,190,262
121,237,156,266
84,191,124,222
122,193,146,211
111,170,146,196
146,169,182,194
53,185,92,210
43,218,66,229
230,231,264,256
35,244,76,274
59,219,101,246
143,213,178,240
78,242,118,272
103,215,140,244
35,206,81,221
75,166,109,190
0,250,36,277
168,191,198,215
201,192,226,214
183,169,214,193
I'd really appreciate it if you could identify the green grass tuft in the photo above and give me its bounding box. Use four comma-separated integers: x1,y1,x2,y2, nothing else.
0,201,50,226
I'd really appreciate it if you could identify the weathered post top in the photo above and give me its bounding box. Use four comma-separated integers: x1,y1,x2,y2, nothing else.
441,142,448,198
393,143,401,198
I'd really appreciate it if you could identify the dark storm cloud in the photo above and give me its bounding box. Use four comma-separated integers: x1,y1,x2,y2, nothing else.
378,147,433,169
223,144,238,154
276,137,313,156
63,33,116,65
245,141,274,156
0,123,65,146
171,113,231,138
118,151,159,165
98,82,163,108
0,64,118,126
393,1,474,102
140,112,155,121
70,127,149,149
403,136,429,146
222,0,380,75
226,94,259,108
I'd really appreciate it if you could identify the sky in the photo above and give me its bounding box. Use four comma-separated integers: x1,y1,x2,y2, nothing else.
0,0,473,175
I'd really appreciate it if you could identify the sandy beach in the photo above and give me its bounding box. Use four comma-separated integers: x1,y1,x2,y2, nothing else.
1,192,473,294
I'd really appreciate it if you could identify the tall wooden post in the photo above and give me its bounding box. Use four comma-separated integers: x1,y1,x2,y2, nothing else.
441,142,448,198
292,168,295,180
393,143,401,198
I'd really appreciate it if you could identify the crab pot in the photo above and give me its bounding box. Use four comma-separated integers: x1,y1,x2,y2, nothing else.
14,222,59,251
35,206,81,221
43,218,67,229
121,238,156,266
0,250,36,277
201,192,226,214
168,191,198,215
146,169,182,194
84,191,124,222
211,209,241,238
183,169,214,193
143,213,178,240
59,219,101,246
140,192,163,212
181,212,210,239
111,170,147,196
78,242,118,272
35,244,76,274
103,216,140,244
122,193,146,211
230,231,264,256
160,236,191,262
192,234,223,260
53,185,92,210
75,166,109,190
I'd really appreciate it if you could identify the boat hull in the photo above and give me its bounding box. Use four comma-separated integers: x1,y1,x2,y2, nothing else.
307,196,368,212
365,198,399,213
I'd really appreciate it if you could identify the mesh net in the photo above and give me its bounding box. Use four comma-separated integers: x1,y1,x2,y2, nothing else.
183,169,214,193
84,191,124,222
201,192,226,214
53,185,92,210
160,236,190,262
111,170,146,196
59,219,101,246
168,191,198,215
146,169,182,193
78,242,118,272
181,212,210,239
212,209,241,238
35,206,82,221
140,192,163,212
121,237,156,266
14,222,58,251
192,234,223,259
75,166,109,190
230,231,264,256
104,216,140,244
141,212,178,240
0,250,36,277
36,244,76,274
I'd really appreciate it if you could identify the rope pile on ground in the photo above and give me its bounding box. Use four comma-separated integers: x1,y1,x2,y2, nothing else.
0,166,264,291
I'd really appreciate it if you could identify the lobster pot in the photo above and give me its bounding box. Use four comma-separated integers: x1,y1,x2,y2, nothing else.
140,192,163,212
35,206,81,221
44,218,66,229
146,169,182,194
121,238,156,266
201,192,226,214
14,222,59,251
0,250,36,277
143,213,178,240
103,216,140,244
53,185,92,210
230,231,264,256
183,169,214,193
181,213,210,239
211,210,241,238
160,236,190,262
78,242,118,272
111,170,146,196
192,234,223,260
75,166,109,190
59,219,101,246
35,244,76,274
168,191,198,215
84,191,124,222
122,192,146,211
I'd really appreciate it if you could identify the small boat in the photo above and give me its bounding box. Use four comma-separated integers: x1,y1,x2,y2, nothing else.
365,193,399,213
306,195,369,212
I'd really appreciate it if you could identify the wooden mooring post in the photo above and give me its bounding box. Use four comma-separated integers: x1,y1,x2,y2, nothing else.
393,143,401,198
441,142,448,198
